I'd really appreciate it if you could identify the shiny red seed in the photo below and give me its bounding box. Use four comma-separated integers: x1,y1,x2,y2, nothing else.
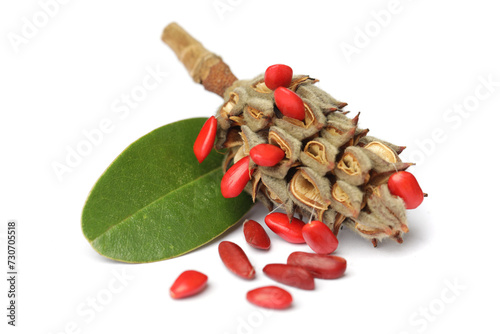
218,241,255,279
243,219,271,250
193,116,217,163
263,264,315,290
169,270,208,299
264,64,293,90
221,156,253,198
287,252,346,279
388,171,424,209
264,213,306,244
274,87,306,121
302,220,339,255
246,286,293,310
249,143,285,167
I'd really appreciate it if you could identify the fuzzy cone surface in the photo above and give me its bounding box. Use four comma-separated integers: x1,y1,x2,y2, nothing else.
216,74,414,246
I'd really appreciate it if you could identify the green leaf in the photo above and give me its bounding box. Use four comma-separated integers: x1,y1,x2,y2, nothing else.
82,118,254,263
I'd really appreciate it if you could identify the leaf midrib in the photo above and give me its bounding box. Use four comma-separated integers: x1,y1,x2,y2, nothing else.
89,166,222,243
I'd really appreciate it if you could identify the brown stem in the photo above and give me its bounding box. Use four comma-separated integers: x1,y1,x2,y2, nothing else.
161,22,238,98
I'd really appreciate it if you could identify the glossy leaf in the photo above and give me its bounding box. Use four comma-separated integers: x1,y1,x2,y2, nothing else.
82,118,254,263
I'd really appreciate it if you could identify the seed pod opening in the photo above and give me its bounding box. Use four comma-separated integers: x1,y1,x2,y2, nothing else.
331,180,363,218
299,137,338,175
240,125,266,154
242,98,274,132
274,100,326,141
364,141,399,163
288,75,318,92
320,112,358,147
359,136,406,154
334,146,371,186
217,90,245,132
361,146,410,175
252,80,273,94
268,126,302,165
289,167,332,220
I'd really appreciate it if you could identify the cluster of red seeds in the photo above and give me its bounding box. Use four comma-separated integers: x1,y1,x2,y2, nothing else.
193,64,424,210
177,64,426,308
170,212,346,309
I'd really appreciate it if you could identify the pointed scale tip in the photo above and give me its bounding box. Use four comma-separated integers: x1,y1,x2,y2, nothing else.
351,112,360,125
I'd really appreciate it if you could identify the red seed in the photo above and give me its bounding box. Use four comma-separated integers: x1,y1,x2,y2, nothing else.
169,270,208,299
263,264,315,290
250,143,285,167
274,87,306,121
221,156,254,198
218,241,255,279
243,220,271,250
388,171,424,209
287,252,346,279
264,213,306,244
193,116,217,164
264,64,293,90
302,220,339,255
246,286,293,310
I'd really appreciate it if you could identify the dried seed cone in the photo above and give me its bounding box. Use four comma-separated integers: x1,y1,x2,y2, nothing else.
215,73,418,246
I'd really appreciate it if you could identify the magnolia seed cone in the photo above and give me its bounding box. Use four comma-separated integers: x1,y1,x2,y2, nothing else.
215,73,417,247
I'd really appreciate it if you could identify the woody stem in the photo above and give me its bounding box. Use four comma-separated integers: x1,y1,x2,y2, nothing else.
161,22,238,98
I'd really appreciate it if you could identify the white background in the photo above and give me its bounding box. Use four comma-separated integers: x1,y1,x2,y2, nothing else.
1,0,499,333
